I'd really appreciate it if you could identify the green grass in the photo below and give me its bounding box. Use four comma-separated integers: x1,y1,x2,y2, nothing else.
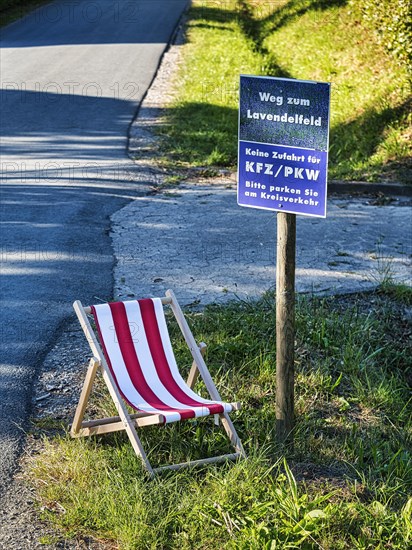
153,0,411,183
0,0,50,26
28,286,412,548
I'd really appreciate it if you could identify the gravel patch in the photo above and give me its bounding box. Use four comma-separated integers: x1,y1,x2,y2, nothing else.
0,320,104,550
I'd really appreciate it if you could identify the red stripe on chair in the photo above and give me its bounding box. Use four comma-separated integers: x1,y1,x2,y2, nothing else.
91,304,151,415
139,299,224,416
109,302,196,421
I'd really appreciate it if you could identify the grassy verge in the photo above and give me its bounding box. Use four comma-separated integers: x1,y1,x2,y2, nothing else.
28,285,411,548
0,0,50,27
153,0,411,183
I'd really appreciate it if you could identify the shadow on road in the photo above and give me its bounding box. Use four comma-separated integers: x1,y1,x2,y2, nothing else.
1,0,188,47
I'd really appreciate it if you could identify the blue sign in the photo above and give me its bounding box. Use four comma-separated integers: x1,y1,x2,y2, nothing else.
238,75,331,217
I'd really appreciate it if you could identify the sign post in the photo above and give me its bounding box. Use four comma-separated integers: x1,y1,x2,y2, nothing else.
237,75,330,443
276,212,296,442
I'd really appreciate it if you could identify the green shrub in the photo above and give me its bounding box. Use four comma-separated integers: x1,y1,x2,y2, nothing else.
353,0,412,76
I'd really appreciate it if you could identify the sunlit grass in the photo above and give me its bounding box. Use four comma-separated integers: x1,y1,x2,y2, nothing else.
156,0,411,182
263,2,411,181
29,287,412,548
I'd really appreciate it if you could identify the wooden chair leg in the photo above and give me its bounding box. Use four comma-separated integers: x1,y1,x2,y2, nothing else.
73,301,155,477
73,295,246,476
71,357,100,435
219,413,246,458
186,342,206,389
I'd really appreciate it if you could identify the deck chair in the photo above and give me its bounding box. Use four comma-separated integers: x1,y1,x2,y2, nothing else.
71,289,246,476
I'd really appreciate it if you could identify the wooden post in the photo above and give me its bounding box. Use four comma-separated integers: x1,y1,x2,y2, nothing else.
276,212,296,444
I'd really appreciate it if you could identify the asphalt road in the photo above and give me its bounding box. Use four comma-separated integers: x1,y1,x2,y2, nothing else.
0,0,187,499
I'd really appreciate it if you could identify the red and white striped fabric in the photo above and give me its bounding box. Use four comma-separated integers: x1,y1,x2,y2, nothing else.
91,298,234,424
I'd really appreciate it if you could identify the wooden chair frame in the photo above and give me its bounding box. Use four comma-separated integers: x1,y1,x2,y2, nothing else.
71,289,246,476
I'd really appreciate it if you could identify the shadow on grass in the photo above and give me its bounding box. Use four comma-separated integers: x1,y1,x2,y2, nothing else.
190,0,348,37
158,102,239,167
329,96,412,179
189,0,348,77
189,1,293,78
158,2,410,179
252,0,349,36
159,96,411,180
